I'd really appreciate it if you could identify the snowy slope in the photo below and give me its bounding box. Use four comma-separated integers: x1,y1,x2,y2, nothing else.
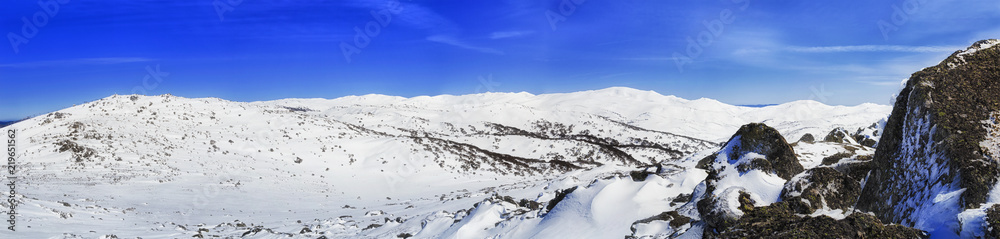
0,88,890,238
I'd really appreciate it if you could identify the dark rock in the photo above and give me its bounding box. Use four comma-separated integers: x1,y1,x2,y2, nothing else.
832,159,874,185
858,39,1000,226
697,188,751,231
824,128,852,144
545,186,577,213
627,211,692,239
853,134,878,147
821,152,855,166
633,211,691,230
670,193,692,207
696,123,802,235
629,165,661,181
781,167,862,214
717,201,927,238
701,123,802,180
986,204,1000,239
799,133,816,143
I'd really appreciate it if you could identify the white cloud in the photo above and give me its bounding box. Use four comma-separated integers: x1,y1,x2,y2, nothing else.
427,35,504,55
735,45,962,54
0,57,155,68
784,45,962,53
489,31,534,39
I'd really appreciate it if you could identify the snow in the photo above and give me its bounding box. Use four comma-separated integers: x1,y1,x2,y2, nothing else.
793,141,873,169
0,89,892,238
809,207,848,220
947,39,1000,69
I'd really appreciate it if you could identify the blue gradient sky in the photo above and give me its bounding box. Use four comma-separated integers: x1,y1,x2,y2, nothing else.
2,0,999,120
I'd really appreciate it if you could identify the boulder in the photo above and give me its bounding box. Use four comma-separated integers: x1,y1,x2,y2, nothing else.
857,39,1000,229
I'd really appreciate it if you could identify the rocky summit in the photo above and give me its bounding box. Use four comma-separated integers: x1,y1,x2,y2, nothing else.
856,39,1000,236
695,123,803,235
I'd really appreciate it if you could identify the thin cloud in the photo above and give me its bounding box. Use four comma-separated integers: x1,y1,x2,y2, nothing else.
427,35,504,55
786,45,962,53
0,57,155,68
736,45,962,54
609,57,678,61
489,31,534,39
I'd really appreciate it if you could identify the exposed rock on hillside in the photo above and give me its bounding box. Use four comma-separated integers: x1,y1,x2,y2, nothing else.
857,39,1000,232
696,123,803,180
824,128,854,144
695,123,803,235
798,133,815,143
781,167,861,214
718,201,927,238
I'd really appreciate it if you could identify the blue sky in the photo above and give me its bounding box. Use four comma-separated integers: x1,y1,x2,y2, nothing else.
1,0,999,120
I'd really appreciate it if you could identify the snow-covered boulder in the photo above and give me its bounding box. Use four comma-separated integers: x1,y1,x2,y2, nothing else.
695,123,803,234
696,123,803,180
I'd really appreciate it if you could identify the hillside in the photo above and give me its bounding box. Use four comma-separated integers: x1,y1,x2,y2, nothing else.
0,88,889,238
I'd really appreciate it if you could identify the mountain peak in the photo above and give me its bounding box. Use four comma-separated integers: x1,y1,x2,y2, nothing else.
858,39,1000,235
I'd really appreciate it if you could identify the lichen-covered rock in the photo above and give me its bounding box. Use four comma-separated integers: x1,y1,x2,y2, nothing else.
627,211,692,239
832,158,874,184
697,187,756,231
853,135,878,147
695,123,802,235
986,204,1000,239
821,152,855,166
696,123,803,180
781,167,861,214
798,133,815,143
717,201,927,238
824,127,854,144
857,39,1000,229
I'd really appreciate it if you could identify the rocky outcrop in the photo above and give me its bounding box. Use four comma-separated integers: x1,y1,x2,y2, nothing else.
781,167,861,214
824,128,854,144
718,201,927,238
696,123,803,180
695,123,803,235
857,39,1000,229
798,133,816,143
823,125,881,147
986,204,1000,238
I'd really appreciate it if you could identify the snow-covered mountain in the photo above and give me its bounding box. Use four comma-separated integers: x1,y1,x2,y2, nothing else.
0,87,890,238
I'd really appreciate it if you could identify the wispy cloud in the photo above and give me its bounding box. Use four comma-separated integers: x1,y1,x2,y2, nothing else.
735,45,962,55
0,57,155,68
785,45,962,53
611,57,677,61
427,35,504,55
489,31,533,39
